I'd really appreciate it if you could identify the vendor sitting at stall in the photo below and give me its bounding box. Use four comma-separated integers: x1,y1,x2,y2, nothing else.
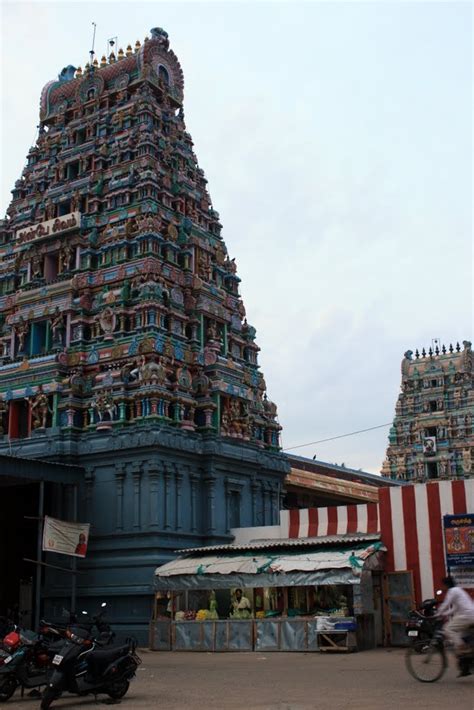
230,588,252,619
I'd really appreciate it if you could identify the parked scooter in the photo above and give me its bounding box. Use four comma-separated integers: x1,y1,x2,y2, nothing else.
0,628,62,701
40,624,140,709
0,604,114,702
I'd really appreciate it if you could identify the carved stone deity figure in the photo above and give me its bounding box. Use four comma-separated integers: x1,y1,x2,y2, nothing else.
438,459,448,477
15,317,29,354
197,251,212,280
138,354,166,385
462,341,473,374
415,461,425,479
206,320,218,342
183,288,196,314
45,200,55,221
465,412,472,434
30,385,50,429
50,307,65,345
70,190,81,212
92,390,116,424
462,449,472,475
224,256,237,274
59,244,73,272
99,306,116,337
401,350,413,381
31,251,43,279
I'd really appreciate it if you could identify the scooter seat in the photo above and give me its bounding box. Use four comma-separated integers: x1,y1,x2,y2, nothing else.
89,644,130,666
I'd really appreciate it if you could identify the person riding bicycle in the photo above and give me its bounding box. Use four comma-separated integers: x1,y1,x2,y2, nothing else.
436,575,474,676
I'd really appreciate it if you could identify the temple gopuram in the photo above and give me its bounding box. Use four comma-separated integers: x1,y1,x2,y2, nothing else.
0,28,288,637
382,342,473,482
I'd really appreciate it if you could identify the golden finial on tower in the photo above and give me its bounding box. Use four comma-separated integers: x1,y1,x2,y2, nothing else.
126,44,133,57
100,55,107,67
118,48,124,60
75,66,83,78
109,52,116,63
143,35,149,43
134,40,141,52
93,57,99,67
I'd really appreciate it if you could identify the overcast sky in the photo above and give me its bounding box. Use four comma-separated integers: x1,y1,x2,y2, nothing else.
1,1,472,472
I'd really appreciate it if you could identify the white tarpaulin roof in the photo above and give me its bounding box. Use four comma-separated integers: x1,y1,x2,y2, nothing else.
155,541,385,578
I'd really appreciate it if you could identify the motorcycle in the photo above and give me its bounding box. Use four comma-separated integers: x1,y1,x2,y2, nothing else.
0,605,113,702
405,597,439,650
0,628,62,702
40,624,140,709
406,623,474,682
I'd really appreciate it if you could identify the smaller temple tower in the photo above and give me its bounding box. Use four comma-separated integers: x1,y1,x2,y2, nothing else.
382,341,473,481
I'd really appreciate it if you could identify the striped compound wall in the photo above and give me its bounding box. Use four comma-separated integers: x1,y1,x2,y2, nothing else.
280,480,474,601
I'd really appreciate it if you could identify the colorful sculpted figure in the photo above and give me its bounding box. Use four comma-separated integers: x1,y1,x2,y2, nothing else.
30,385,50,429
50,307,65,345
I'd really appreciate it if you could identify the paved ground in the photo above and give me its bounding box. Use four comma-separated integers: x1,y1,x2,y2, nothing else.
5,649,474,710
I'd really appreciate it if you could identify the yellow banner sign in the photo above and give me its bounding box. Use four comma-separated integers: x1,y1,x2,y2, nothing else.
16,212,80,245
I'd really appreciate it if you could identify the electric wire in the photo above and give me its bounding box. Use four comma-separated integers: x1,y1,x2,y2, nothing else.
283,422,393,452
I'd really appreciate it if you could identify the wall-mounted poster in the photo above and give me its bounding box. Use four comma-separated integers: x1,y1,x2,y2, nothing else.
42,516,90,558
443,514,474,567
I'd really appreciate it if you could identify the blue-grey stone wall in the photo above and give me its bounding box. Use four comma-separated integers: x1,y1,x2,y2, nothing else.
1,425,288,643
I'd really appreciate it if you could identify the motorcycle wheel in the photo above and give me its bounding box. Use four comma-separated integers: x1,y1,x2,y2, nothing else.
40,687,60,710
0,676,17,701
405,644,446,682
107,680,130,699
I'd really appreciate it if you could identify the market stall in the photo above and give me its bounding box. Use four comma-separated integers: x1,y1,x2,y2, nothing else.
151,533,385,652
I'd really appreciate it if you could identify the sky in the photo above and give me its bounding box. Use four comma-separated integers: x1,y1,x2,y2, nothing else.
1,1,472,472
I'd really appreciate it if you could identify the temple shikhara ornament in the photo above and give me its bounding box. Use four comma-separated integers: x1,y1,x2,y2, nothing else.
0,28,288,624
382,342,474,481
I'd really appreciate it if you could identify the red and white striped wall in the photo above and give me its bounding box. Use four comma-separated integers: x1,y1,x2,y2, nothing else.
281,503,380,539
279,480,474,602
380,480,474,602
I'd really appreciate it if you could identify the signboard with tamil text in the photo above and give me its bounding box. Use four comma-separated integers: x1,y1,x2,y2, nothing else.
16,212,80,245
443,514,474,567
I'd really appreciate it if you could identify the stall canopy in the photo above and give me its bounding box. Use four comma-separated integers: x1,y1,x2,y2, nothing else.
154,533,386,591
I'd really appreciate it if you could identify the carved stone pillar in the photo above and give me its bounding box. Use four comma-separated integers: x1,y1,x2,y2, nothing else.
115,465,126,531
163,465,171,530
261,483,267,526
85,466,95,521
269,487,278,525
224,478,230,533
65,313,72,347
190,473,199,533
251,480,259,526
174,465,183,531
132,463,142,530
205,475,216,534
148,463,160,529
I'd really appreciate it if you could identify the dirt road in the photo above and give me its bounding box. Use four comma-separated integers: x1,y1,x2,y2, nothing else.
6,649,473,710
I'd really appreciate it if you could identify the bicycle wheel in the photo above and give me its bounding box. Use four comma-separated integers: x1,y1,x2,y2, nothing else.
405,644,447,682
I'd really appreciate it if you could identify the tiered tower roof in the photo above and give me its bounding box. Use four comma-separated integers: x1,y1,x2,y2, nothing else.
382,341,473,481
0,28,281,450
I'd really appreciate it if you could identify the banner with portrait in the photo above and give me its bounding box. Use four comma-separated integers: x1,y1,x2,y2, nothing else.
42,516,90,558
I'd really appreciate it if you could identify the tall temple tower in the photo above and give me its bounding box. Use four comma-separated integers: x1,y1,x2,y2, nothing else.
382,342,473,482
0,28,288,636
